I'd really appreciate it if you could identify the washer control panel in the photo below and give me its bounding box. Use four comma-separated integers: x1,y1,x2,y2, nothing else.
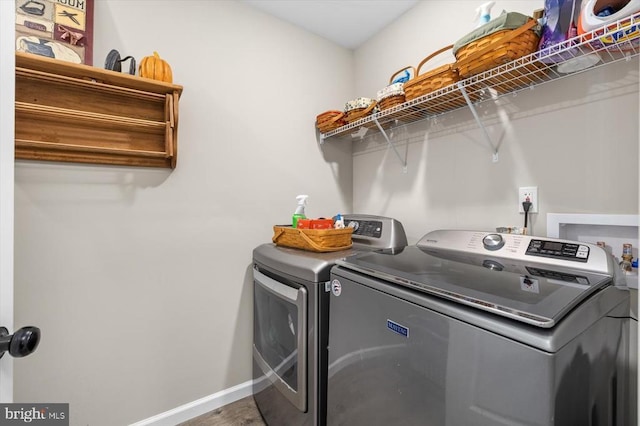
417,230,610,274
526,239,590,262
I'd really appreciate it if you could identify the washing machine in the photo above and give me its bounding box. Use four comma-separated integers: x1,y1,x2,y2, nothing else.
327,229,635,426
252,215,407,426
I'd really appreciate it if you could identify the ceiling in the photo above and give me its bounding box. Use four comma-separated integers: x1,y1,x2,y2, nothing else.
241,0,419,49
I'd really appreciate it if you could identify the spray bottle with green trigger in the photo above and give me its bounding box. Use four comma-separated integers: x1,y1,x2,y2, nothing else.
292,195,308,228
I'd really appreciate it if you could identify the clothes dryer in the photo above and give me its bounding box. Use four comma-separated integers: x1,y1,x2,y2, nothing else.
252,215,407,426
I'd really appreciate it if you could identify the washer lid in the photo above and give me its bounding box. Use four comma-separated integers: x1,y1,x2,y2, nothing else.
336,244,613,328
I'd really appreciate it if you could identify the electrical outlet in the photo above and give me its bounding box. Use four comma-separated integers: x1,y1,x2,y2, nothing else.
518,186,538,213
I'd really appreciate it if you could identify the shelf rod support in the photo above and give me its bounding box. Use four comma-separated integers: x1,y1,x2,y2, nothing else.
457,82,499,162
373,117,407,171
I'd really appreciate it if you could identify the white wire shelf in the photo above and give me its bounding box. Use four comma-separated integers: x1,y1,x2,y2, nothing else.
321,12,640,141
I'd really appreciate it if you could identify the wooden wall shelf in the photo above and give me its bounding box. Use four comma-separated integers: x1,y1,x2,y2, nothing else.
15,52,184,169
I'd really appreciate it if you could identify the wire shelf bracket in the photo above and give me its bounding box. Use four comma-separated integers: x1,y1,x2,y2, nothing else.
457,82,499,163
372,117,408,172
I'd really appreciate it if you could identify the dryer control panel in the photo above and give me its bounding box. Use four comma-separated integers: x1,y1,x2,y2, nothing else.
348,219,382,238
343,215,408,250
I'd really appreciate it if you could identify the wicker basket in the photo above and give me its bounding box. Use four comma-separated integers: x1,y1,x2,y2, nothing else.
316,110,345,133
377,66,415,110
454,18,540,78
378,95,405,110
404,45,459,101
272,226,353,252
344,101,377,123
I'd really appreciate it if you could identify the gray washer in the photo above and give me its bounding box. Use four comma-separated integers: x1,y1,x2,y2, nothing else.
327,230,634,426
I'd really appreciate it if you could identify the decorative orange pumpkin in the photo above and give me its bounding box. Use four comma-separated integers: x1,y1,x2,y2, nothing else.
138,51,173,83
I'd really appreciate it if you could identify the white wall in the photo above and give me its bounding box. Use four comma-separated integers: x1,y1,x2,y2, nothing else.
349,0,639,243
11,0,639,424
13,1,353,424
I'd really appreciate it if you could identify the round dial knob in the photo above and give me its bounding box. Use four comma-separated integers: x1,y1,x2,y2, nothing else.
347,221,359,231
483,234,505,251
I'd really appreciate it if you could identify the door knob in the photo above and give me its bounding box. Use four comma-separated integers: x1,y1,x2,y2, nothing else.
0,326,40,358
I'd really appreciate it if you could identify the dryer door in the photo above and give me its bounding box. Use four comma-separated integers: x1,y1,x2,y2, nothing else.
253,268,307,412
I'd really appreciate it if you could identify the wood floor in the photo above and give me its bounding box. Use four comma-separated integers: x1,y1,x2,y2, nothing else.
178,396,266,426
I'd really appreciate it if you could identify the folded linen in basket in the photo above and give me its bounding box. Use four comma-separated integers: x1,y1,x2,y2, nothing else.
376,83,405,101
344,97,375,112
452,11,541,56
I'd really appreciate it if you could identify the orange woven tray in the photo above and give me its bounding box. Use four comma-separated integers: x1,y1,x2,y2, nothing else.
455,18,540,79
404,45,459,101
272,226,353,252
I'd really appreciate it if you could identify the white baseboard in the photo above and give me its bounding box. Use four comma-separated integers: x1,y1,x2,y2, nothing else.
129,379,254,426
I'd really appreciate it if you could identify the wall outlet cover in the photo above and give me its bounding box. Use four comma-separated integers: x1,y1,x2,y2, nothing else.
519,186,538,213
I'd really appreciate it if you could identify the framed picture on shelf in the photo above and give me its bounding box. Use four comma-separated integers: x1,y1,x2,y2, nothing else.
15,0,94,65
